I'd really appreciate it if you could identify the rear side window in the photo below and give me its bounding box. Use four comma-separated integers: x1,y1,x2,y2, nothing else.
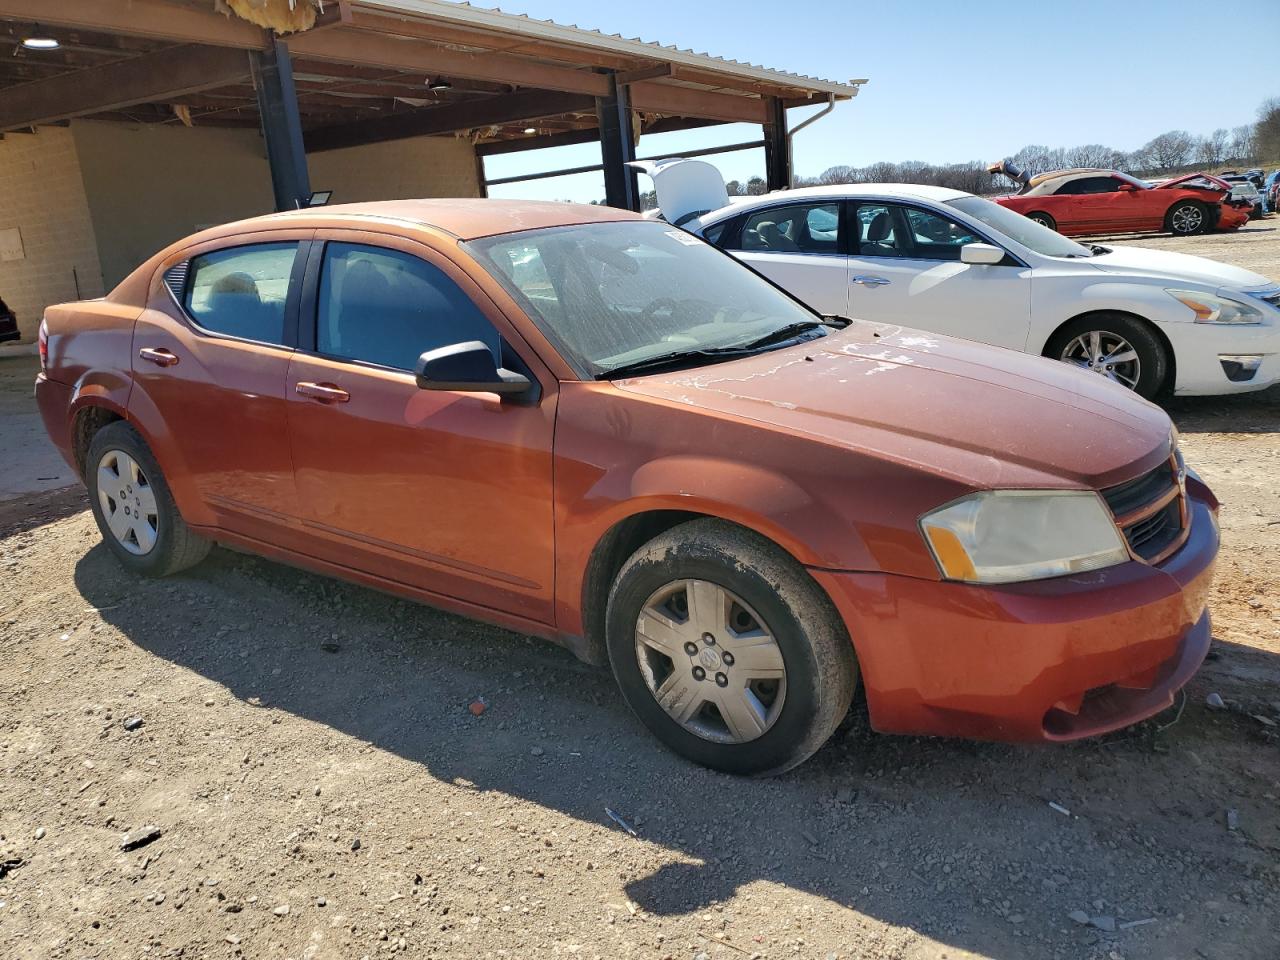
185,242,298,345
317,243,499,371
731,203,839,254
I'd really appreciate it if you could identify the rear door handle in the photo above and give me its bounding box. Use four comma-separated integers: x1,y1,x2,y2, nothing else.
851,276,891,286
138,347,179,367
295,381,350,404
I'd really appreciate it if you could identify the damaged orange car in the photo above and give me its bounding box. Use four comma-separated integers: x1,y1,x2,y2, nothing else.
35,200,1219,774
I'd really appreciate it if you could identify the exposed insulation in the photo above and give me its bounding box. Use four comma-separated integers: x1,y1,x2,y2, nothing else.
217,0,322,35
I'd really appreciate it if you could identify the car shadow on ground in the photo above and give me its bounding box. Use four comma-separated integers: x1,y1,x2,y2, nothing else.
71,540,1279,960
1163,386,1280,435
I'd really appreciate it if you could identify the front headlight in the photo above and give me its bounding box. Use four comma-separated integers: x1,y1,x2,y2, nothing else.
1166,289,1263,324
920,490,1130,584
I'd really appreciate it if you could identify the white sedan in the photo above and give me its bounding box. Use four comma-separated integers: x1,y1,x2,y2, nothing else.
633,159,1280,398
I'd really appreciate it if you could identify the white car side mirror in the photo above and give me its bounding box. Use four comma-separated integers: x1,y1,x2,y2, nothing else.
960,243,1005,266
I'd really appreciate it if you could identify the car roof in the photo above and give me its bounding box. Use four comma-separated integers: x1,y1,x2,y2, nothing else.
1027,167,1113,186
211,198,643,242
701,183,969,221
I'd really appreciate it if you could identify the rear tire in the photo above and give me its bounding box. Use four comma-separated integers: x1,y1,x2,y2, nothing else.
86,421,210,577
604,518,857,776
1166,200,1207,236
1027,211,1056,231
1046,314,1169,400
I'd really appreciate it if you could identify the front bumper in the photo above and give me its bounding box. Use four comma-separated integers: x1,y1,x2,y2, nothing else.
1170,317,1280,395
812,493,1218,742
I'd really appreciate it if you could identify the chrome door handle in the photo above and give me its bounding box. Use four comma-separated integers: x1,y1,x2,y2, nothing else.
295,381,350,404
138,347,179,366
851,276,891,286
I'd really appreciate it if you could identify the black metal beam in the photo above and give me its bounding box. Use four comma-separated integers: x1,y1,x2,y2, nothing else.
763,96,790,191
305,89,596,152
595,73,638,211
482,139,764,189
252,37,311,212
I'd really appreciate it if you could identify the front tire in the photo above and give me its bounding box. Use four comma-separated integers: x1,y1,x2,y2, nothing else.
1046,314,1169,399
86,421,211,577
604,518,857,776
1166,200,1207,235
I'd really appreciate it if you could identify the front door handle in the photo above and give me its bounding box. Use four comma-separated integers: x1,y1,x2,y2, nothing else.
138,347,179,367
295,381,350,404
851,276,891,287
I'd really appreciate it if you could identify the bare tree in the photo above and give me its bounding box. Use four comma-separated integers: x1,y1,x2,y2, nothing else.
1194,128,1229,167
1228,124,1256,164
1256,97,1280,163
817,165,858,185
1062,144,1114,169
1137,130,1195,171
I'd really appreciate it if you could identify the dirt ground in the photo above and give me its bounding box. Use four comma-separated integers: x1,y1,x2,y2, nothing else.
2,221,1279,960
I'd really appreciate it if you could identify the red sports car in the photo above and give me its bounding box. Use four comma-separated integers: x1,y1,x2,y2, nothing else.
988,164,1251,237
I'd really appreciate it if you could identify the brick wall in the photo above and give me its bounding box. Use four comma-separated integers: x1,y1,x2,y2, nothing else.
0,127,105,341
307,135,481,203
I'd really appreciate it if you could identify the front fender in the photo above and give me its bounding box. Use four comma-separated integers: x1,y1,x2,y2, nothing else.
1030,280,1188,353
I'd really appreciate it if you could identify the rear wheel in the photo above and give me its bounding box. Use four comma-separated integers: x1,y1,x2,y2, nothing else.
86,421,210,576
605,518,857,776
1027,211,1056,231
1166,200,1207,235
1047,314,1168,399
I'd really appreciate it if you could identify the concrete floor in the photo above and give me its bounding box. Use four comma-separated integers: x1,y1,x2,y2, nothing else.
0,353,75,501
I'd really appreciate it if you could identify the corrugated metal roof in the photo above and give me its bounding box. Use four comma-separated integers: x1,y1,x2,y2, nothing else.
351,0,866,98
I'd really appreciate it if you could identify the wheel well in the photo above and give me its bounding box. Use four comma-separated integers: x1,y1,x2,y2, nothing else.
578,510,707,664
72,406,124,479
1043,310,1176,392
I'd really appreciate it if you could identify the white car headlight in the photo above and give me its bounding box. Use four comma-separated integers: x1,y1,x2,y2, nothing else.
1166,289,1263,324
920,490,1130,584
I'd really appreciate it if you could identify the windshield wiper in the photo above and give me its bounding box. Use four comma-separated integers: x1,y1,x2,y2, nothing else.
598,346,758,380
734,320,829,350
598,321,829,380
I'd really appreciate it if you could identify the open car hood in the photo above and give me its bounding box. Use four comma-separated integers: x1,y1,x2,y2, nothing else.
629,158,731,227
1158,172,1230,194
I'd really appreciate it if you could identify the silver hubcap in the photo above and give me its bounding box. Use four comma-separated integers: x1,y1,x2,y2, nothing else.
97,450,158,555
1061,330,1141,390
1031,215,1051,227
634,579,786,744
1171,205,1202,234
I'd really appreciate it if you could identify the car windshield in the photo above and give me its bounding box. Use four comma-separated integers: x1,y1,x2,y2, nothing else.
946,196,1091,258
466,219,824,377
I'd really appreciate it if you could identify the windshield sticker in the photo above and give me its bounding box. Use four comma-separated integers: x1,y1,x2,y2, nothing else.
665,230,701,246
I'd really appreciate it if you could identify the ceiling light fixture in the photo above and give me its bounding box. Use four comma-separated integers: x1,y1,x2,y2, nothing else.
523,127,537,135
426,78,451,91
21,29,59,50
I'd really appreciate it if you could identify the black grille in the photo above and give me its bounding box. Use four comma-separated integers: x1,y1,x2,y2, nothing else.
1101,462,1173,517
162,262,189,301
1101,456,1185,563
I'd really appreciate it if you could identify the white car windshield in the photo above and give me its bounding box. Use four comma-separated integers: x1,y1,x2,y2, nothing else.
467,220,826,377
947,196,1092,258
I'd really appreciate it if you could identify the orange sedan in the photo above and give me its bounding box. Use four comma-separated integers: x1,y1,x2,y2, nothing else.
35,200,1218,774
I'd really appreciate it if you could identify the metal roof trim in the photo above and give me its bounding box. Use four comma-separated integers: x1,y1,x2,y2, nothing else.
350,0,865,98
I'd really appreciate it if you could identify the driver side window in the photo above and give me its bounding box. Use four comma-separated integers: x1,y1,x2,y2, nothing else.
317,243,500,371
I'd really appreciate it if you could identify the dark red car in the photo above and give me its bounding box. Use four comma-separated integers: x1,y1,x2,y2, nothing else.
989,165,1250,237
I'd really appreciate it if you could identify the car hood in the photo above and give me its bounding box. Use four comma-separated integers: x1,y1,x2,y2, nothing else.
1158,172,1229,193
615,322,1173,490
1087,244,1271,290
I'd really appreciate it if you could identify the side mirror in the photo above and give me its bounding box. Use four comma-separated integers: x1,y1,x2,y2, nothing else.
415,341,531,397
959,243,1005,266
1116,183,1138,192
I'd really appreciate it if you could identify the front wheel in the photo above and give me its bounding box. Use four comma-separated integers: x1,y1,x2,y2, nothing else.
1046,314,1169,399
1166,200,1207,236
86,421,211,576
604,518,857,776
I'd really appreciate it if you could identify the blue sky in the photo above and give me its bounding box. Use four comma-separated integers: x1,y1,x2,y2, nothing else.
473,0,1280,202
